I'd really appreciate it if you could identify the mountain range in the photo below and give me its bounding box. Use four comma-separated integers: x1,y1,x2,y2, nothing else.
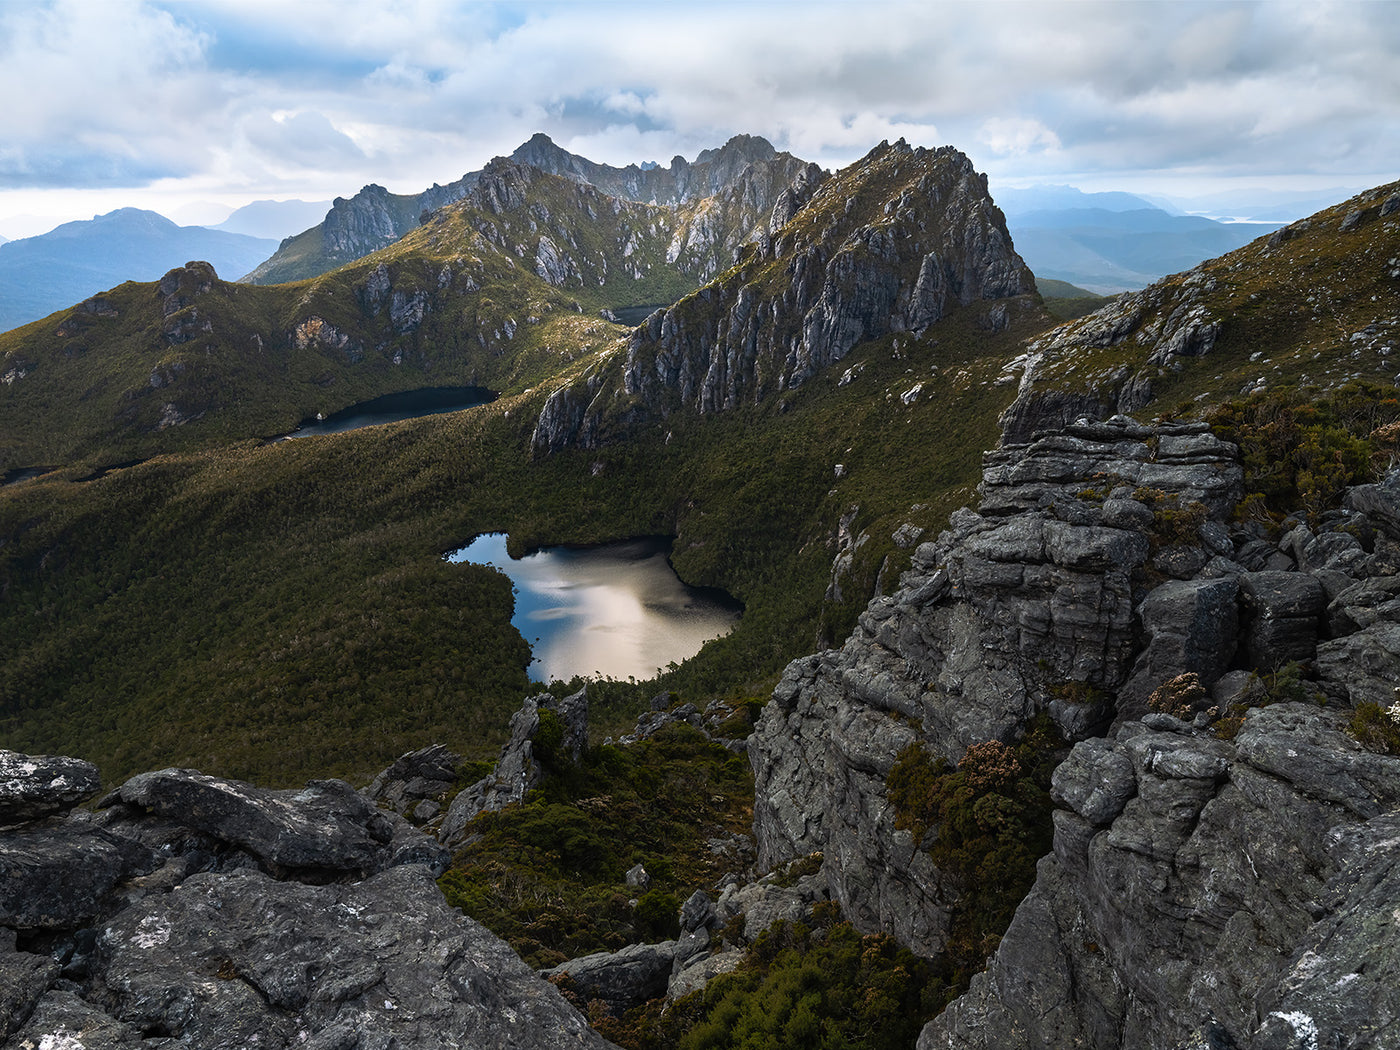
0,139,1309,341
996,185,1282,293
2,131,1399,1050
209,198,334,240
0,209,277,332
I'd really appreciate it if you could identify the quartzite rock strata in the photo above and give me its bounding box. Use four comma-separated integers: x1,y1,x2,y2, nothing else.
747,405,1400,1047
919,704,1400,1049
751,415,1246,955
532,139,1038,452
0,756,614,1049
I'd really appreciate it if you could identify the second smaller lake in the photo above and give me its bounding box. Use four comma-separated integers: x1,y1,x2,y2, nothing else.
446,533,741,683
286,386,495,438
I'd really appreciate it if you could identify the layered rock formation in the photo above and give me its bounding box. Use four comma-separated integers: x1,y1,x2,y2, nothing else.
245,172,479,284
751,416,1244,954
747,403,1400,1046
532,140,1037,451
920,703,1400,1049
0,756,614,1049
510,132,807,210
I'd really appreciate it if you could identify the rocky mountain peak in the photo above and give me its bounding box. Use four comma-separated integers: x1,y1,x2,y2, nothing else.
694,133,777,166
532,143,1035,452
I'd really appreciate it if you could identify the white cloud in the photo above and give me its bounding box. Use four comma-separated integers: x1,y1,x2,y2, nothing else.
978,117,1062,159
0,0,1396,232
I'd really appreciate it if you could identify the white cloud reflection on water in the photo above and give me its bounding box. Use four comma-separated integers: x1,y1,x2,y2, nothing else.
446,533,739,682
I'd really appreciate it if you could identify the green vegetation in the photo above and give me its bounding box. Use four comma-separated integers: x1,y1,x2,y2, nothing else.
885,717,1065,980
594,905,948,1050
1207,382,1400,524
1034,277,1117,321
438,720,754,968
1349,700,1400,755
1212,661,1314,740
0,285,1032,786
1014,180,1400,428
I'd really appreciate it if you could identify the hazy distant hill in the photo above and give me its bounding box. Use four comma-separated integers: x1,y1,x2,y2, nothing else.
999,188,1281,293
1153,186,1366,222
210,199,332,241
0,208,277,332
994,184,1166,214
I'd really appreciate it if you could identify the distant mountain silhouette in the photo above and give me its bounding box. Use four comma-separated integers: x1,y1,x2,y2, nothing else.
209,199,333,241
0,208,277,332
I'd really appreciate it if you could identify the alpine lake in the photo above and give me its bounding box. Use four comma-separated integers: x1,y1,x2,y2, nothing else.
446,533,741,683
286,384,741,682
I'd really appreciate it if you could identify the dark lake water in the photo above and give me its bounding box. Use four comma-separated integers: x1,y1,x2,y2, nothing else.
286,386,495,438
610,304,668,326
446,533,741,682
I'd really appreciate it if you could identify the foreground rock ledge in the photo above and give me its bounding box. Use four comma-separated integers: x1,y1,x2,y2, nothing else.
0,757,616,1049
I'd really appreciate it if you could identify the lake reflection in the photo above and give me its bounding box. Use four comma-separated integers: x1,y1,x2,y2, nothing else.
446,534,740,682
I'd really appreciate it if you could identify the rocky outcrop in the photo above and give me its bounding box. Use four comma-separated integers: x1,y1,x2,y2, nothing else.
362,742,463,825
247,133,807,287
750,416,1243,955
533,140,1037,452
438,688,589,846
0,754,612,1048
999,179,1400,445
0,750,100,827
247,171,478,284
919,704,1400,1050
510,132,801,209
743,394,1400,1043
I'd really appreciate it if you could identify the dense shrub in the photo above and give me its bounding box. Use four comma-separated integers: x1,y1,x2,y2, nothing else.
1350,700,1400,755
885,717,1064,978
1208,382,1400,524
438,723,753,966
595,904,950,1050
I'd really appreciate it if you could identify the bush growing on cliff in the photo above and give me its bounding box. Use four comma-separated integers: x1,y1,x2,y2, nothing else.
438,722,752,967
1349,700,1400,755
1207,382,1400,523
885,717,1064,977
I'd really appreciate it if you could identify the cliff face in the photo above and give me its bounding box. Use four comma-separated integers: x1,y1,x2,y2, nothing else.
749,410,1400,1044
245,172,479,285
532,140,1036,451
750,416,1244,954
921,703,1400,1049
509,131,799,208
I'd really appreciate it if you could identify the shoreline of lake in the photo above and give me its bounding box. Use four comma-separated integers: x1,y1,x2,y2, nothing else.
445,532,741,683
284,385,496,439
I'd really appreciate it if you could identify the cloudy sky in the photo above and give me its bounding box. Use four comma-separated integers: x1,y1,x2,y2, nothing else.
0,0,1396,237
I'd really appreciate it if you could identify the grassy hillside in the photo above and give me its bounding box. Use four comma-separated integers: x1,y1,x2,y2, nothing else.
0,159,797,474
0,288,1034,786
1012,180,1400,419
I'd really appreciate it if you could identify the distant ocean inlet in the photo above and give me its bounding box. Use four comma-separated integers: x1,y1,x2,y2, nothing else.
446,533,741,682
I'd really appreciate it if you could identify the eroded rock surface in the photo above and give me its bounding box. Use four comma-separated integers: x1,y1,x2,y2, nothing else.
532,139,1038,452
751,416,1244,955
920,705,1400,1049
438,688,589,846
0,756,612,1049
0,750,101,827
